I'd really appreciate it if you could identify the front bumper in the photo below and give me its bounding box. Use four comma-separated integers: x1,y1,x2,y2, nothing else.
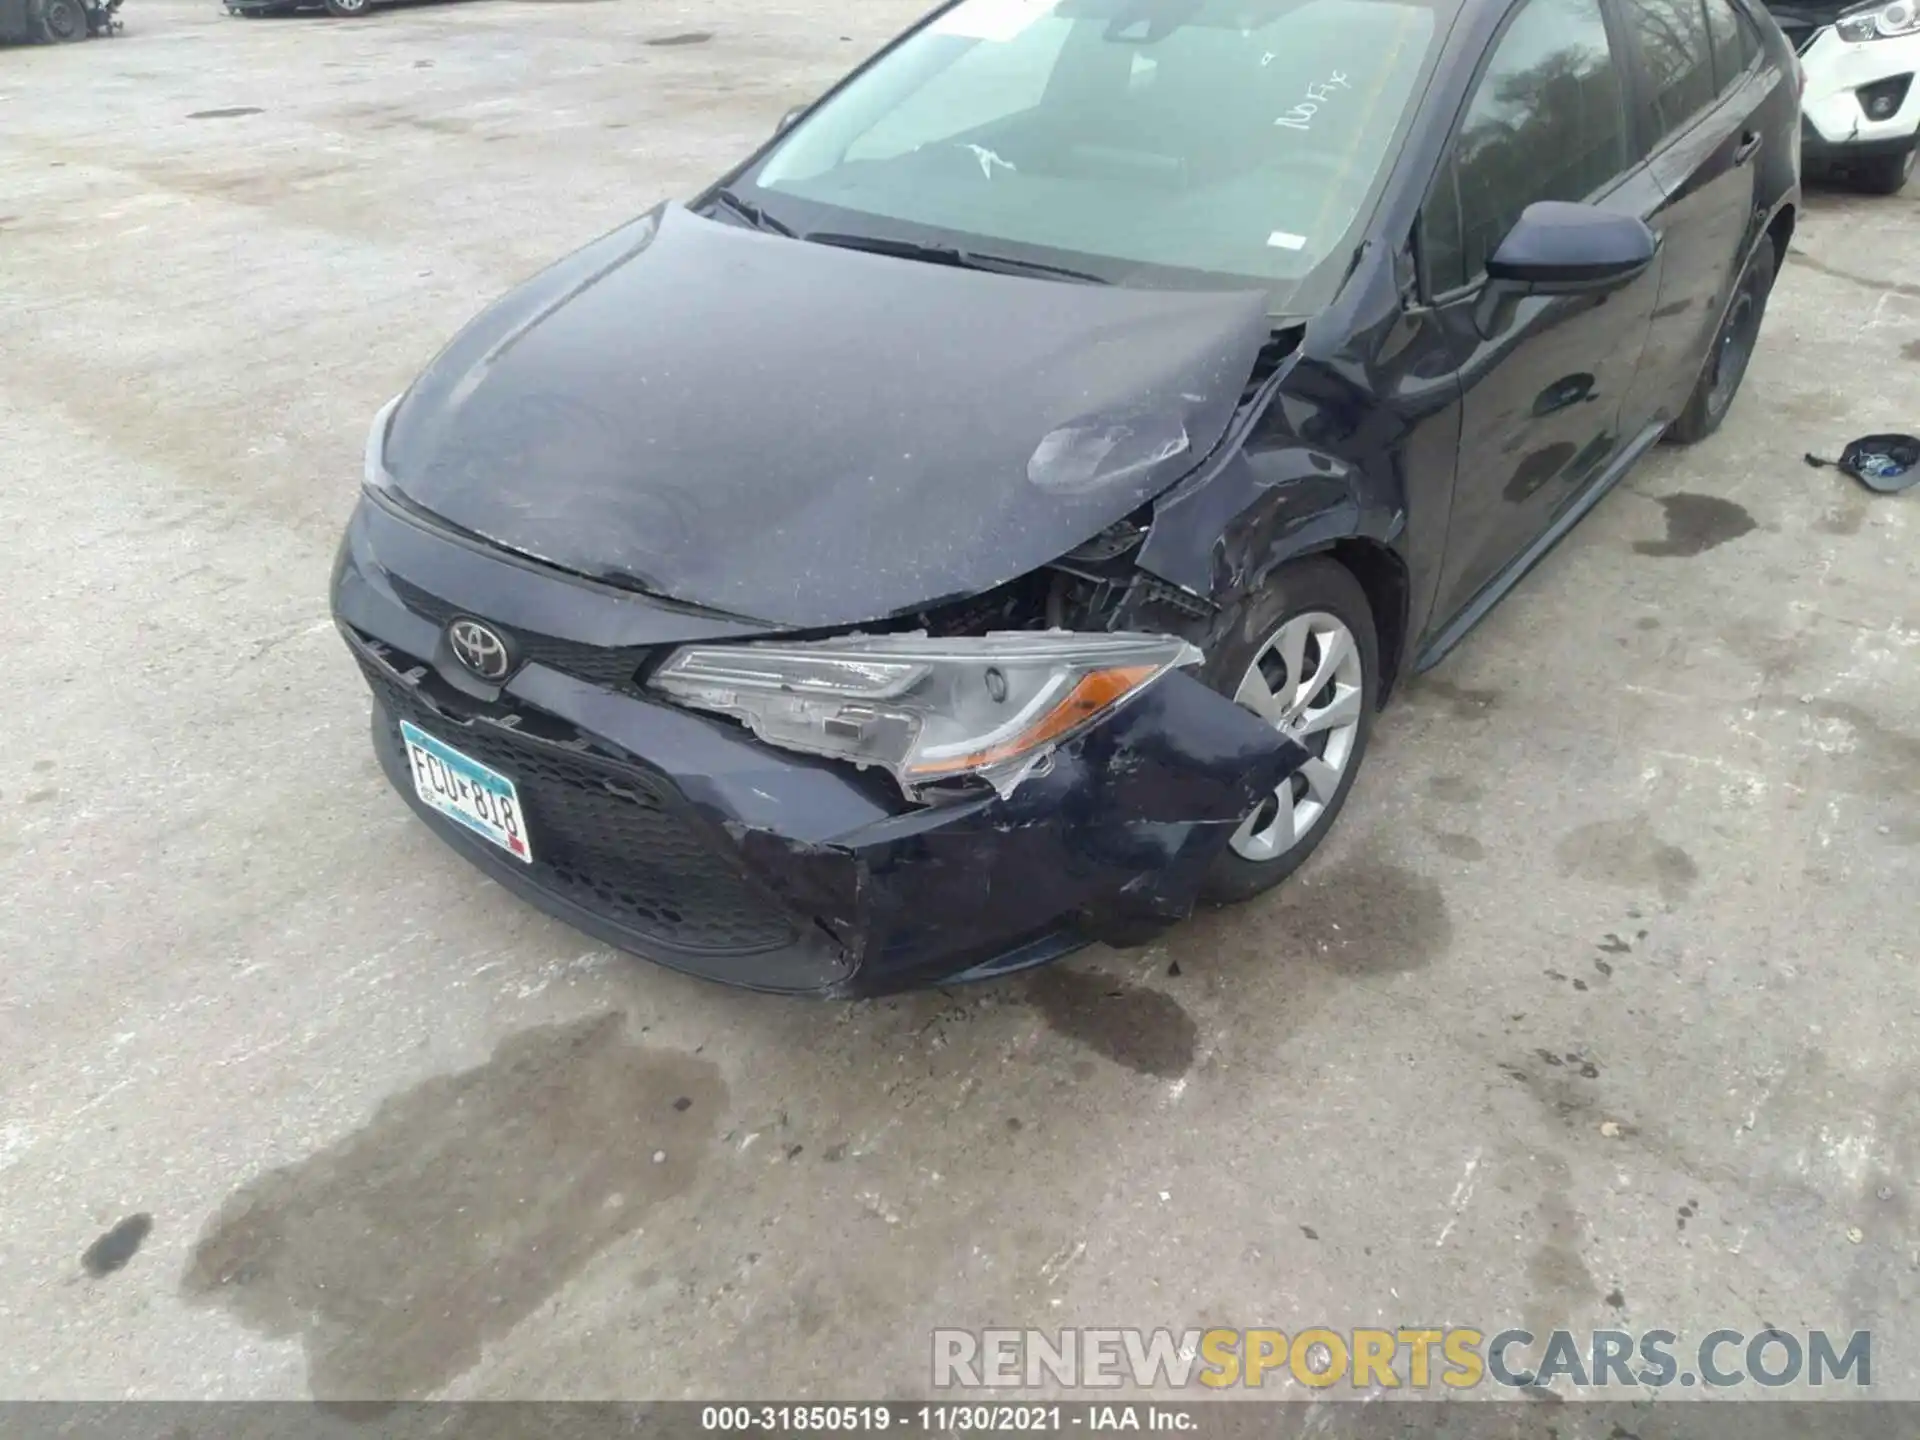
332,495,1304,996
1797,27,1920,155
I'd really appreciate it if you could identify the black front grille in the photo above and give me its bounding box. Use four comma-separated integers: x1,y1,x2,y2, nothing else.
391,577,653,691
359,650,799,955
519,635,651,691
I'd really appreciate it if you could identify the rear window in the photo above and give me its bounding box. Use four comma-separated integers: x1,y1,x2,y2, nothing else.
1703,0,1761,92
1623,0,1719,141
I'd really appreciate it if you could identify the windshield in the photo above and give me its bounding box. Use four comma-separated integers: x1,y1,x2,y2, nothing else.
742,0,1455,306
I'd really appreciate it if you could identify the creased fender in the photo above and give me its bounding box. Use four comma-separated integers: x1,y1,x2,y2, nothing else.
715,669,1307,979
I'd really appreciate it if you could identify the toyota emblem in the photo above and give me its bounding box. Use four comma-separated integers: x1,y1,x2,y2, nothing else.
448,618,514,681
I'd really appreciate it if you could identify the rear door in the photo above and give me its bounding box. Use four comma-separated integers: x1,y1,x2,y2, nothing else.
1415,0,1662,628
1617,0,1773,428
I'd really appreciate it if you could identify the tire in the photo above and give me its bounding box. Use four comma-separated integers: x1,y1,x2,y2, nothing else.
1199,557,1379,905
1852,144,1915,197
34,0,89,41
324,0,371,14
1665,233,1775,446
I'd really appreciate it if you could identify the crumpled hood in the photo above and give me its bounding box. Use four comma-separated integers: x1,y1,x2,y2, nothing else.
381,203,1270,629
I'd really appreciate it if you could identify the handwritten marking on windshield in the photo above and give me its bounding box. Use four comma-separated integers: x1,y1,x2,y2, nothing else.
1275,71,1352,131
964,143,1017,179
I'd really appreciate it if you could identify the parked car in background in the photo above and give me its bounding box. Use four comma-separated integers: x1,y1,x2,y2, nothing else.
332,0,1801,996
226,0,380,17
1,0,120,41
1764,0,1919,191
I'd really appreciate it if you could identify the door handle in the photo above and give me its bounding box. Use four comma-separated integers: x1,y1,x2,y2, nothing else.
1733,130,1763,165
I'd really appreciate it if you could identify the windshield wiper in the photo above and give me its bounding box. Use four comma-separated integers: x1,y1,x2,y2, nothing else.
707,187,795,238
804,231,1109,285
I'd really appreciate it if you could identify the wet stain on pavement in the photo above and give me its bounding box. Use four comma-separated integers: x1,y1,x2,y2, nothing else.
1277,858,1453,973
1500,1059,1603,1127
1806,699,1920,792
1817,490,1868,536
1427,775,1483,804
187,107,264,120
1432,830,1486,862
1555,816,1697,903
1023,968,1196,1079
1525,1156,1595,1342
181,1013,724,1401
645,30,713,45
1407,679,1500,718
82,1214,152,1277
1633,494,1755,558
1904,338,1920,362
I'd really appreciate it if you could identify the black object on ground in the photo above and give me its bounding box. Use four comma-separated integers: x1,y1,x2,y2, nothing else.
1805,434,1920,494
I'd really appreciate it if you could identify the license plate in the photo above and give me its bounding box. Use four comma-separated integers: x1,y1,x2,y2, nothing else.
400,719,532,864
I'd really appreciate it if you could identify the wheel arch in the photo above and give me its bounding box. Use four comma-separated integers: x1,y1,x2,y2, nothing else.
1318,537,1411,707
1135,446,1413,707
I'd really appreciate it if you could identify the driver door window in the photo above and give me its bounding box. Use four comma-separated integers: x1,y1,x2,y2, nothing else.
1421,0,1633,294
1623,0,1718,142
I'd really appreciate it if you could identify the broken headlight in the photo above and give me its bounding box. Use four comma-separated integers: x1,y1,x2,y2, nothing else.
1837,0,1917,41
651,631,1201,800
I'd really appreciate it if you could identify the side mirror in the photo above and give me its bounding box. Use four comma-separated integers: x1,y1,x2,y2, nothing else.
774,104,807,136
1475,201,1657,336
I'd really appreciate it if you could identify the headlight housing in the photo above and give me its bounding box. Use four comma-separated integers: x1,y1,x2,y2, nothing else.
363,394,403,495
651,631,1203,800
1837,0,1918,42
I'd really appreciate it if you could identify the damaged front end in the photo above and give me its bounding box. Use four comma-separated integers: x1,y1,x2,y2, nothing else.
336,202,1334,993
649,630,1206,804
758,671,1307,993
333,487,1307,996
721,658,1308,993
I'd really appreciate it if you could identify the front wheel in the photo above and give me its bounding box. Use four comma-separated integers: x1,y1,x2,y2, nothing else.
1665,233,1775,446
35,0,89,40
1852,144,1915,197
324,0,371,14
1200,557,1378,904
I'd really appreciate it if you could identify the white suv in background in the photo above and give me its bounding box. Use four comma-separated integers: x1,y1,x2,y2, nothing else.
1767,0,1920,192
